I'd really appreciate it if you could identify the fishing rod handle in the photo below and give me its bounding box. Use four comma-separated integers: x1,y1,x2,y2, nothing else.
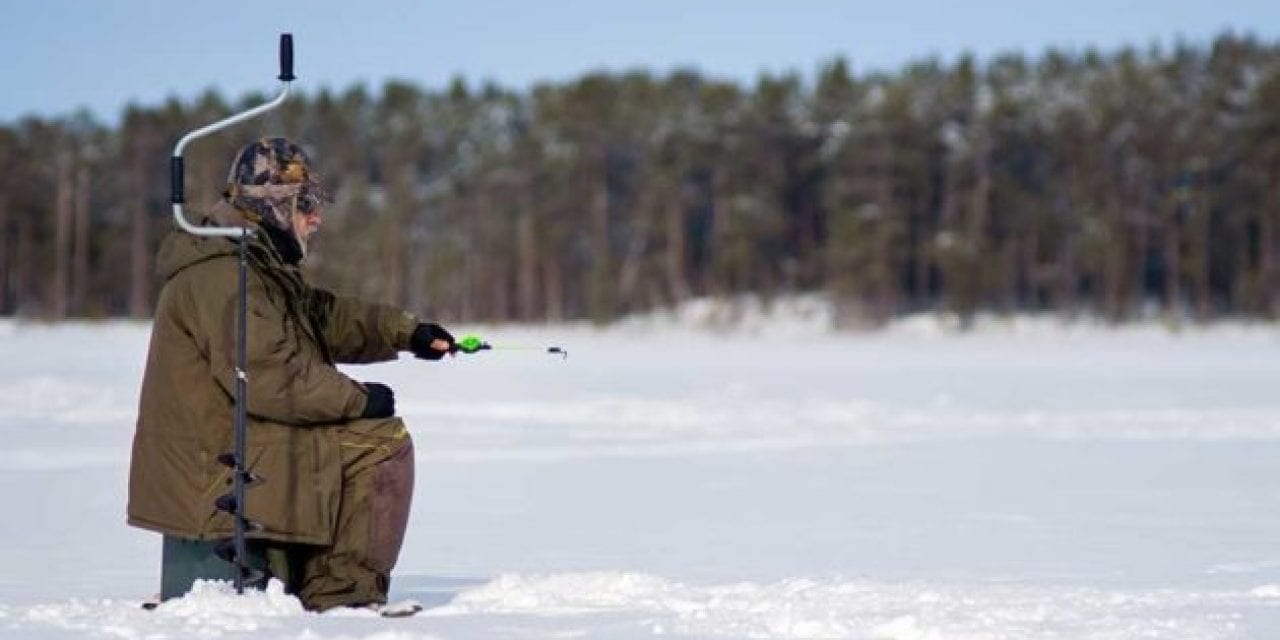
453,335,492,354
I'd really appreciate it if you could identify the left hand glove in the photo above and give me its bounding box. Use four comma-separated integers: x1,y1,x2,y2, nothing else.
360,382,396,418
410,323,455,360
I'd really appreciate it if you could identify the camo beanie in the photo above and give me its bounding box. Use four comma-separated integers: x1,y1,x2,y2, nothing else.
224,137,332,263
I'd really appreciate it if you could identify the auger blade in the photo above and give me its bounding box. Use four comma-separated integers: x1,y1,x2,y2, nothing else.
214,493,237,514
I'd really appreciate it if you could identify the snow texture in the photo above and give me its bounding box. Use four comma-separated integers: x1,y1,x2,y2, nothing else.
4,308,1280,638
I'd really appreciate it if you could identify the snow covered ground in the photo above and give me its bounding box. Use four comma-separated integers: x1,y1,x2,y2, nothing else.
5,310,1280,638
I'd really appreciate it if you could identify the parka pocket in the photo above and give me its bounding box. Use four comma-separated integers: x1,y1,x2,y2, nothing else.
239,423,342,546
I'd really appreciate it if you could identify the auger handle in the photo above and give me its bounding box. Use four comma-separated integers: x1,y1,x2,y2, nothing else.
171,33,294,237
279,34,295,81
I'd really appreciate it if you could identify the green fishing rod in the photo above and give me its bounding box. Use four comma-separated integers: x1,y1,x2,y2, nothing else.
450,335,568,360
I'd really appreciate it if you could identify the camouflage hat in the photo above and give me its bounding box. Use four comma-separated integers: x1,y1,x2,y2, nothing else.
224,137,332,231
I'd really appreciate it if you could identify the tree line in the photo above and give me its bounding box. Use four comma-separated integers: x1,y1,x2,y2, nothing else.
2,34,1280,326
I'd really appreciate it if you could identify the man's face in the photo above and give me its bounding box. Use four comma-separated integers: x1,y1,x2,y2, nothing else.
291,201,323,249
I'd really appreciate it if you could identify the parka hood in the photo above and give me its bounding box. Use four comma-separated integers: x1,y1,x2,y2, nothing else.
154,229,238,282
156,202,295,281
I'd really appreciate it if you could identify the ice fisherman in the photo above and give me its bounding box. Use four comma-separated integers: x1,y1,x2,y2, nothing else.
126,137,455,612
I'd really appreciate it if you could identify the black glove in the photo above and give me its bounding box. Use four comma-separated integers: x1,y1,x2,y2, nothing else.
361,382,395,419
410,323,455,360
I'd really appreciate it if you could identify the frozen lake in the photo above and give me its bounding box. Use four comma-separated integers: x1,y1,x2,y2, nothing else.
3,316,1280,638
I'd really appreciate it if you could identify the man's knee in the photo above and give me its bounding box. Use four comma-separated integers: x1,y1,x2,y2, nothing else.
342,416,410,442
335,415,411,483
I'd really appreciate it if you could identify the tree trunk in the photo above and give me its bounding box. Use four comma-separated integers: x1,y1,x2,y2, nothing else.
516,207,538,322
72,162,91,316
125,126,156,318
1023,220,1041,309
706,167,728,296
542,253,564,322
615,192,652,310
458,198,474,322
1191,187,1212,321
1264,167,1280,317
967,127,992,314
382,219,403,307
0,197,8,314
15,213,33,316
1000,238,1019,313
52,152,73,319
664,198,689,304
937,148,959,314
912,198,932,307
588,161,612,322
1162,195,1183,321
872,134,897,321
1102,188,1127,320
128,153,151,318
1129,162,1152,317
1055,187,1078,314
382,171,410,309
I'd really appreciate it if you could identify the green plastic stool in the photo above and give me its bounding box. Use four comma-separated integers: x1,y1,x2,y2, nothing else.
160,535,269,600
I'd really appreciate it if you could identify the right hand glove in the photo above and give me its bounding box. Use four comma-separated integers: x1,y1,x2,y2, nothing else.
360,382,395,419
410,323,455,360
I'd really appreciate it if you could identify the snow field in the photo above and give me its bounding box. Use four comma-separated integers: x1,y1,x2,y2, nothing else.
5,313,1280,638
5,573,1274,639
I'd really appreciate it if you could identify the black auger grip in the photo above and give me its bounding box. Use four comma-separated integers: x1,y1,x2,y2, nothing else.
170,157,184,204
278,34,295,82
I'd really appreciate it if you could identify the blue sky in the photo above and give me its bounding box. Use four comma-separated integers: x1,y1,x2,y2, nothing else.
2,0,1278,124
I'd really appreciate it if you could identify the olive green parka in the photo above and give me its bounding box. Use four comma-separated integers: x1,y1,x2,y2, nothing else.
127,218,418,545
